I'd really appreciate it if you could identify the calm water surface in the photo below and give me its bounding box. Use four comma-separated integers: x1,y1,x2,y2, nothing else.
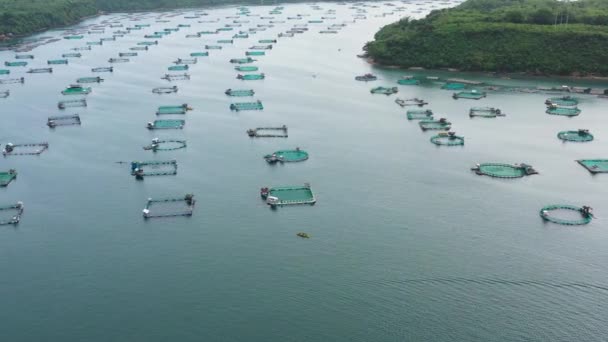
1,2,608,341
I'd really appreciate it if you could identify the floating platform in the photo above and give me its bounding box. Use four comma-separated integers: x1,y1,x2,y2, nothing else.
92,66,113,72
152,86,178,94
546,96,578,106
0,170,17,187
143,138,187,151
162,73,190,81
62,85,92,95
246,51,266,56
230,100,264,111
131,160,177,178
225,89,255,97
2,143,49,156
58,99,87,109
546,105,581,116
558,130,593,142
371,86,398,95
470,107,505,118
0,202,24,225
48,59,68,65
27,68,53,74
419,118,451,131
157,104,192,115
396,97,428,107
77,76,104,83
167,65,190,71
237,73,265,80
260,184,316,207
0,77,24,85
147,119,185,129
407,109,433,120
47,114,81,127
109,58,129,63
247,126,288,138
430,132,464,146
540,205,593,225
143,194,195,218
576,159,608,174
471,163,538,178
453,90,486,100
190,52,209,57
4,61,27,67
264,148,308,163
62,53,82,58
230,57,255,64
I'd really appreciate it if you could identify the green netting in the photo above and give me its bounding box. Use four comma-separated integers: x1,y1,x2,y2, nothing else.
264,149,309,163
472,163,538,178
0,69,9,75
246,51,266,56
546,106,581,116
442,82,466,90
230,57,255,64
77,77,103,83
143,139,187,151
143,195,195,218
557,130,593,142
470,107,504,118
546,96,578,106
0,170,17,187
419,119,451,131
148,120,185,129
407,109,433,120
48,59,68,65
168,65,188,71
58,99,87,109
0,202,24,225
453,90,486,100
397,78,419,85
191,52,209,57
230,101,264,111
577,159,608,173
157,104,191,115
62,86,91,95
225,89,255,96
237,73,265,80
430,132,464,146
131,160,177,177
371,86,398,95
235,66,259,72
264,185,316,206
540,205,593,225
5,61,27,67
62,53,81,58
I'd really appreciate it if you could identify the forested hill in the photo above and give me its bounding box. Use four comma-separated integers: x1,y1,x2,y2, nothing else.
0,0,301,38
365,0,608,76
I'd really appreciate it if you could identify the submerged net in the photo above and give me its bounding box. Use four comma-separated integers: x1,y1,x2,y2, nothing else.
0,78,24,85
143,195,195,218
206,45,223,50
230,57,254,64
48,114,81,127
577,160,608,173
77,77,103,83
540,205,593,225
152,86,178,94
473,163,537,178
557,130,593,142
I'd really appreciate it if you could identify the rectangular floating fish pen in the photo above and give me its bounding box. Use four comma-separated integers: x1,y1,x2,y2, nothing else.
157,104,192,115
147,119,185,129
0,69,9,74
5,61,27,67
0,78,24,85
77,76,104,83
58,99,87,109
407,109,433,120
217,39,234,44
62,53,82,58
419,119,451,131
0,202,24,225
168,65,188,71
92,66,113,72
2,143,49,156
470,107,505,118
119,52,138,57
230,57,255,64
237,73,265,80
249,45,273,50
235,66,259,72
27,68,53,74
131,160,178,178
130,46,148,51
143,195,195,218
453,90,486,100
190,52,209,57
109,58,129,63
230,101,263,111
577,160,608,174
205,45,223,50
261,184,316,207
161,73,190,81
246,51,265,56
247,126,288,138
0,170,17,187
15,54,34,59
47,114,81,127
174,58,197,65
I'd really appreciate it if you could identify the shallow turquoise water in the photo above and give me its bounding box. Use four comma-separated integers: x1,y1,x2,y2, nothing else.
1,2,608,341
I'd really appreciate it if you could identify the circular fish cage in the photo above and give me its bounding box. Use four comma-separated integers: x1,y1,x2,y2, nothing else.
546,96,578,107
143,139,187,151
471,163,538,178
539,205,593,225
546,106,580,116
557,130,593,142
264,149,309,163
430,132,464,146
